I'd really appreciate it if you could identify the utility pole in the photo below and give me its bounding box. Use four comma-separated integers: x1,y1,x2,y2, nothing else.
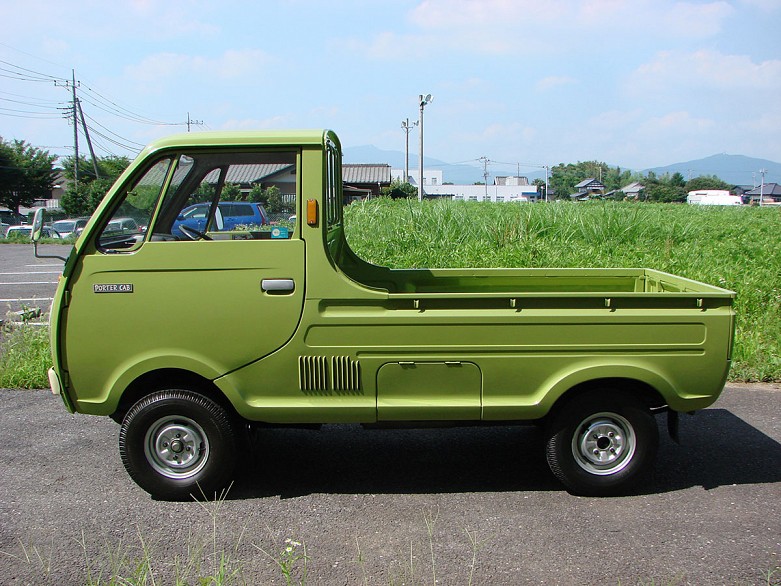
418,94,432,201
401,118,417,182
71,70,78,185
56,70,87,186
77,99,100,179
186,112,203,132
479,156,491,199
759,168,767,207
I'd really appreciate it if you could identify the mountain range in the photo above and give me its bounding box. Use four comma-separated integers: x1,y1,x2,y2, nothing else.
343,145,780,187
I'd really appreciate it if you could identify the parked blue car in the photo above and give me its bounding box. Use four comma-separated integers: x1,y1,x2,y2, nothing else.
172,201,269,238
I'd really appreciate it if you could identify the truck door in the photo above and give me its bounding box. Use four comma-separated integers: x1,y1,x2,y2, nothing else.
62,151,304,405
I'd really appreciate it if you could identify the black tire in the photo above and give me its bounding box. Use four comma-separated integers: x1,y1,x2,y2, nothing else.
119,390,237,500
545,389,659,496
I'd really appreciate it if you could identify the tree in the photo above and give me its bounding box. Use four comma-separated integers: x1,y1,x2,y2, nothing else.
685,176,731,192
0,138,57,214
670,172,686,188
264,186,285,213
59,155,132,216
380,179,417,199
643,183,686,203
220,182,242,201
59,183,90,217
61,154,131,183
248,184,266,204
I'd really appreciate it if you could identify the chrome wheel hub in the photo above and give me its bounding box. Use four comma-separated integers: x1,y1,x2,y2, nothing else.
144,416,209,479
572,413,636,476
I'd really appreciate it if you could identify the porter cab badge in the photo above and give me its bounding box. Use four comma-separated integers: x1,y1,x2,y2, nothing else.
94,283,134,294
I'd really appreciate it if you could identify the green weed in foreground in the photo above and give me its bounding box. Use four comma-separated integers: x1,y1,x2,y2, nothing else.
345,199,781,382
0,322,51,389
3,521,777,585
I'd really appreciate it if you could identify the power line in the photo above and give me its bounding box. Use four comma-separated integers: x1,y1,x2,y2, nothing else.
82,111,146,148
80,85,177,126
0,93,65,106
0,106,62,119
0,60,67,83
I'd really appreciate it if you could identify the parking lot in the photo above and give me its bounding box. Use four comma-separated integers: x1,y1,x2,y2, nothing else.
0,243,65,316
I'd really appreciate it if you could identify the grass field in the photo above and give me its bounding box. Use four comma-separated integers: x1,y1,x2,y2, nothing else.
344,199,781,382
1,200,778,386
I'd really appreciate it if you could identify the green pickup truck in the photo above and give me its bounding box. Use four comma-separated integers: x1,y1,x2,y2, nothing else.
34,130,735,499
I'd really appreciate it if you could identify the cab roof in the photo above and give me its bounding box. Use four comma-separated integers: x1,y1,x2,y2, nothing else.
140,129,336,155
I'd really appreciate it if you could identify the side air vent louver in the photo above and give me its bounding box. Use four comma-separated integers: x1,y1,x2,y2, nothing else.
298,355,362,392
331,355,361,391
299,355,329,391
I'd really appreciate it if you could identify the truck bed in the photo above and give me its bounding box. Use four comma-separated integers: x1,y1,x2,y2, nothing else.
353,266,732,299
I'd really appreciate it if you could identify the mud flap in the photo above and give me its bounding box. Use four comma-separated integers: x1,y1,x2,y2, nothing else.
667,410,680,444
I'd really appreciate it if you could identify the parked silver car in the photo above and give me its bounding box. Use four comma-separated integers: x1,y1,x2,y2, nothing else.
51,218,89,239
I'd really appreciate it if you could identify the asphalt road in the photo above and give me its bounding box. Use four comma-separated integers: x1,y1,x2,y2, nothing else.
0,244,66,316
0,384,779,585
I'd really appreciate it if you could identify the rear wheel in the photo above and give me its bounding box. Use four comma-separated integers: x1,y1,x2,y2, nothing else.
545,390,658,496
119,389,237,500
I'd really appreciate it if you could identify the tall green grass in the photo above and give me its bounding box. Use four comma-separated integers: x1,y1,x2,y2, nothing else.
0,201,777,386
344,199,781,382
0,323,51,389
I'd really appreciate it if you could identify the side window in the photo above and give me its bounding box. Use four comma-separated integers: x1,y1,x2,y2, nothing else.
153,151,297,241
325,140,341,227
98,158,173,252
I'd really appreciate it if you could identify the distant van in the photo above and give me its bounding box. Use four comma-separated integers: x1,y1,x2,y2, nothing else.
686,190,742,206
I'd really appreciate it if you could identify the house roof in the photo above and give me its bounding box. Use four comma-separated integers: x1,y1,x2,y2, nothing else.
621,182,644,193
203,163,294,184
575,178,605,189
745,182,781,196
343,164,392,184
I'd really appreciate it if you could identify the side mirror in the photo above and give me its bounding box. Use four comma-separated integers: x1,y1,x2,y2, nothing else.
31,208,45,243
31,207,68,262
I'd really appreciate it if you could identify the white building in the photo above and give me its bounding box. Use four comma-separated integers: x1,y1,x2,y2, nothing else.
391,169,444,186
425,183,539,202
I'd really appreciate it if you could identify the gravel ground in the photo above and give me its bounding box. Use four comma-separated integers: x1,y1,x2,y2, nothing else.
0,383,779,585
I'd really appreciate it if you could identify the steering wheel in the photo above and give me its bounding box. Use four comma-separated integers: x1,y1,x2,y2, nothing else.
178,225,212,241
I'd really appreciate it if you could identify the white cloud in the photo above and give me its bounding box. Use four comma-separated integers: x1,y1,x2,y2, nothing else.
663,2,734,38
630,49,781,94
409,0,565,28
638,111,715,134
354,0,736,59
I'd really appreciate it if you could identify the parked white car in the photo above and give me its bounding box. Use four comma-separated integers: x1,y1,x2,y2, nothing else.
4,225,61,239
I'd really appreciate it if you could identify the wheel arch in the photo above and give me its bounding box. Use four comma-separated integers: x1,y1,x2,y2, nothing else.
546,376,667,422
110,368,240,424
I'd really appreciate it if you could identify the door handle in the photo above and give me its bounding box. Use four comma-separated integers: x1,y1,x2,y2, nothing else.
261,278,295,292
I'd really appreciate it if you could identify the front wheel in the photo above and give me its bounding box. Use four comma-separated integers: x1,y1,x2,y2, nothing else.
119,390,237,500
545,390,659,496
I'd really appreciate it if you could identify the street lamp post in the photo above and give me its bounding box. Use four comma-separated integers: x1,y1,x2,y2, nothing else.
418,94,432,201
401,118,417,183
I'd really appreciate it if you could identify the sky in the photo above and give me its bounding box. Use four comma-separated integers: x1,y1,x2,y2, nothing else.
1,0,780,176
